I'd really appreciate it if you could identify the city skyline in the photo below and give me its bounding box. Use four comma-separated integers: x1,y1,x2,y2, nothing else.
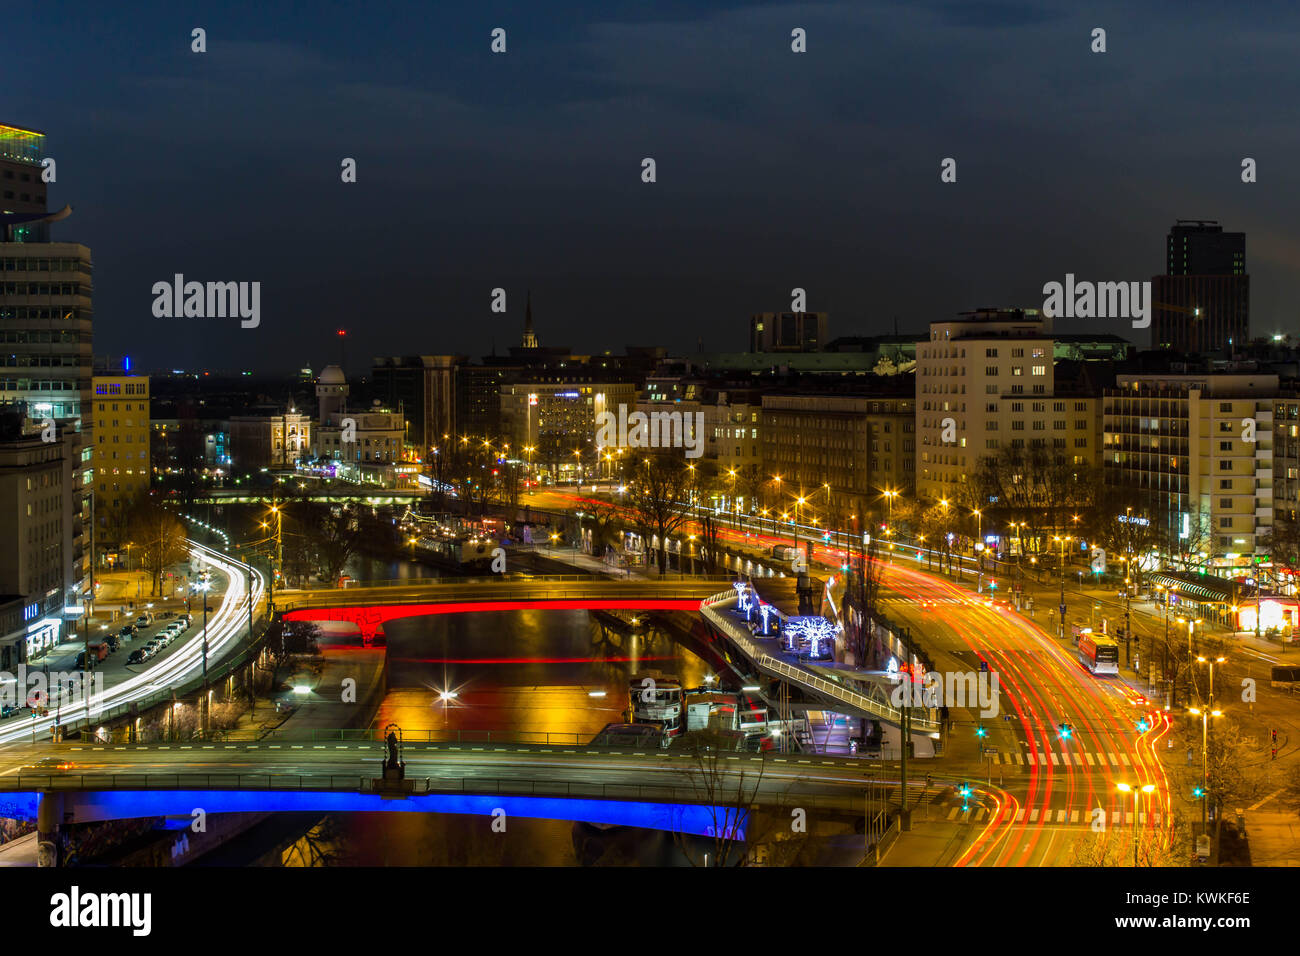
9,0,1299,373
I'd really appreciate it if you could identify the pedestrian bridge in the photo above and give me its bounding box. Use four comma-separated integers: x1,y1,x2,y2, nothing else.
278,575,734,641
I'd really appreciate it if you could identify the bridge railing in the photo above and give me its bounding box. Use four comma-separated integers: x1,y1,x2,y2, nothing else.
281,573,738,590
279,582,732,609
0,773,863,811
700,591,942,734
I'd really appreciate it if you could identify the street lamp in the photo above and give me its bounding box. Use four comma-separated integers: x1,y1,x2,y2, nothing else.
1188,706,1223,841
1115,782,1156,866
1053,535,1072,638
194,574,213,735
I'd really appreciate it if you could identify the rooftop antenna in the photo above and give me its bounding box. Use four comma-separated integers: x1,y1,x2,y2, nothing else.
336,329,347,370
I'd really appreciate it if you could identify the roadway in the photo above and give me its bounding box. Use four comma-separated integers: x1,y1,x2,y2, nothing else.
519,489,1178,865
0,737,911,818
0,541,265,745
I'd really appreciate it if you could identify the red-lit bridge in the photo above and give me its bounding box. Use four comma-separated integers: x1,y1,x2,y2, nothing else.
278,575,736,641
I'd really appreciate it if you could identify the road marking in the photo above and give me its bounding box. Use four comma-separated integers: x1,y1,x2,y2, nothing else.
797,759,810,764
1072,753,1083,767
1110,811,1120,824
1029,809,1040,822
1014,754,1024,765
1050,753,1060,766
268,745,280,750
947,807,959,821
1119,754,1131,766
202,745,214,750
1085,753,1096,767
975,808,987,821
1070,810,1079,823
225,745,237,749
1056,810,1066,823
1015,808,1026,822
290,745,303,750
1107,753,1119,766
1247,788,1285,811
180,746,192,750
70,747,82,751
312,745,325,750
1026,753,1036,765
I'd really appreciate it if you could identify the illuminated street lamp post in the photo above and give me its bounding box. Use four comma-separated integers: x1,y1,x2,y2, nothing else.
194,574,213,735
1054,535,1072,639
1116,782,1156,866
1188,706,1222,840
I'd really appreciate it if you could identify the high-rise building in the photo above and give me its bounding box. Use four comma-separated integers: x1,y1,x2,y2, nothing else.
1152,220,1249,353
90,368,150,557
915,308,1102,505
0,121,92,610
1103,370,1279,570
0,123,51,225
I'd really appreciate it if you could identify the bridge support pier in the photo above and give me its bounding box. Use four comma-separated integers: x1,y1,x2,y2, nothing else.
37,792,64,868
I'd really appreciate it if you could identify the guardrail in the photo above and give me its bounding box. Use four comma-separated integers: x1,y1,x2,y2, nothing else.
285,573,738,590
0,772,864,811
700,591,941,734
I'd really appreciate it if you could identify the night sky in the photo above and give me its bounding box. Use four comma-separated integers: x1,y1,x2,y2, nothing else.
9,0,1299,374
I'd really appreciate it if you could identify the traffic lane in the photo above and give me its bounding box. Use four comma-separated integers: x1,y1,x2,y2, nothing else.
0,745,895,802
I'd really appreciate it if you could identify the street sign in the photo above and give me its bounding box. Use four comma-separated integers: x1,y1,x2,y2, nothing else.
984,747,999,754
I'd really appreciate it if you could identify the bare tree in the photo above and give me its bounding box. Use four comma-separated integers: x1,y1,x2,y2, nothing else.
125,496,190,596
625,453,693,575
673,730,791,867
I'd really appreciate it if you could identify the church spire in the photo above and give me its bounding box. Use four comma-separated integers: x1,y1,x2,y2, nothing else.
522,289,538,349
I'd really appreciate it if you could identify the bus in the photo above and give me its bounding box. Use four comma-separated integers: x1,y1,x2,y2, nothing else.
1078,633,1119,675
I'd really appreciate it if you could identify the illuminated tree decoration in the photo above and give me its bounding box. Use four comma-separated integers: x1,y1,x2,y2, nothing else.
782,615,840,659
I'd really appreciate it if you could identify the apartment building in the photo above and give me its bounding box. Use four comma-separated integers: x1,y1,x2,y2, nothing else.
1103,370,1278,569
916,309,1101,504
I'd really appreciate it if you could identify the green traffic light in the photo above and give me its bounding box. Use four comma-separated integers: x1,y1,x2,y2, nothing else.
976,725,987,737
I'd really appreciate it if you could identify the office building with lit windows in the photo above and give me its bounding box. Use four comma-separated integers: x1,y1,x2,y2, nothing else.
0,121,93,609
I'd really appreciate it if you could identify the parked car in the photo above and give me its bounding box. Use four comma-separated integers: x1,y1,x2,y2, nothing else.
135,612,153,626
145,640,163,654
126,649,147,664
118,624,137,637
105,635,120,652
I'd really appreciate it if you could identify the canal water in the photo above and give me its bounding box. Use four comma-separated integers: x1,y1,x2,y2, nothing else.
261,554,715,865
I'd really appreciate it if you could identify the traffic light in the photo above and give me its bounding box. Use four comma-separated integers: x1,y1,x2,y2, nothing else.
975,725,987,739
1272,728,1278,744
1136,719,1149,733
1059,722,1073,740
1192,787,1205,799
